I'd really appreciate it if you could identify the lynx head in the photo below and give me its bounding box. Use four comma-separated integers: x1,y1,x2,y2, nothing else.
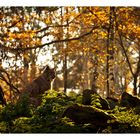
43,65,55,80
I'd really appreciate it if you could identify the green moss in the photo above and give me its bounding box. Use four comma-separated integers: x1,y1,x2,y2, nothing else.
12,117,31,133
0,121,7,133
62,104,114,126
104,106,140,133
1,90,140,133
91,94,110,110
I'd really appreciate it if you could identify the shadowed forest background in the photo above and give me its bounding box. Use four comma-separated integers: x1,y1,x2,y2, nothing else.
0,7,140,133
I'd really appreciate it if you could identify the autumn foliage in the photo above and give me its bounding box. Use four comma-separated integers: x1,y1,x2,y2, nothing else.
0,7,140,133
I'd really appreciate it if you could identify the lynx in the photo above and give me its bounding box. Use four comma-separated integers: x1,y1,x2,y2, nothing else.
22,65,55,106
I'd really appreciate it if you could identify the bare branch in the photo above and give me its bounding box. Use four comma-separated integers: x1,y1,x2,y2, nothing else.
7,18,23,28
36,9,89,33
0,68,21,94
118,31,134,77
0,25,99,52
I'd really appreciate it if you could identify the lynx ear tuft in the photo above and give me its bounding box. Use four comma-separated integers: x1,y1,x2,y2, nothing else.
43,66,49,73
46,65,50,69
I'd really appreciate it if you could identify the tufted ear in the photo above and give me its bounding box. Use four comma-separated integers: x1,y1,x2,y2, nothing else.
43,65,50,72
45,65,50,70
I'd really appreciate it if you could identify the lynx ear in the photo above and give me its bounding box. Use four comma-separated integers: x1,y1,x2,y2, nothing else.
43,65,50,72
46,65,50,70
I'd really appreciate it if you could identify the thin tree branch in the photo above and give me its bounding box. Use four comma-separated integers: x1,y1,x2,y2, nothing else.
0,68,21,94
118,32,134,77
7,18,23,28
0,25,99,52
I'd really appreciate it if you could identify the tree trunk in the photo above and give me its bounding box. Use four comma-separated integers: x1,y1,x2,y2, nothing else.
23,52,29,87
63,49,68,93
133,76,138,95
91,53,98,94
30,50,37,82
116,10,140,96
63,7,69,93
133,50,140,95
106,7,116,97
138,76,140,96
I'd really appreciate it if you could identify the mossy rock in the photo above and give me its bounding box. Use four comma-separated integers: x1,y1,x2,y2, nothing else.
102,121,134,133
91,94,110,110
0,121,8,133
12,117,31,133
120,92,140,108
61,104,115,127
106,97,118,110
82,89,93,105
82,89,110,110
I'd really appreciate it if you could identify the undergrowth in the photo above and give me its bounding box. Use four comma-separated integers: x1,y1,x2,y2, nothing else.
0,90,140,133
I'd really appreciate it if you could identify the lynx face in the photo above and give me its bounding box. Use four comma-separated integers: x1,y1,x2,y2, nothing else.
43,66,55,80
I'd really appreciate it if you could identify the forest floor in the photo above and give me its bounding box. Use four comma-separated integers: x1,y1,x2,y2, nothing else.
0,90,140,133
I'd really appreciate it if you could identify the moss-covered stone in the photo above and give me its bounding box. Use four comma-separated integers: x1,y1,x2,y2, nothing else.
106,97,118,110
82,89,93,105
82,89,110,110
120,92,140,108
12,117,31,133
91,93,110,110
61,104,115,127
